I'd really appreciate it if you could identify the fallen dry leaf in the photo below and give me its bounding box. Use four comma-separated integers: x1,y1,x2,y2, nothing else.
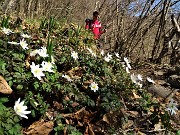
0,76,13,94
24,120,54,135
102,113,110,124
71,102,79,107
132,90,141,99
126,111,139,118
122,120,134,130
154,122,162,131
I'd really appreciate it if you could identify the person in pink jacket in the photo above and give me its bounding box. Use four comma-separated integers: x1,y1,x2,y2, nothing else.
85,11,106,39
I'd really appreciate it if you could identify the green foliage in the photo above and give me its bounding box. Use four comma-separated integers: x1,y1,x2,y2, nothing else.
25,91,49,118
0,16,177,134
0,97,22,135
1,16,10,28
39,16,57,31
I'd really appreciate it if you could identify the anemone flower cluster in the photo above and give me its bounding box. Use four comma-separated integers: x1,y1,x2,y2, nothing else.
2,27,13,35
30,47,49,58
30,61,54,80
7,32,31,50
4,27,56,80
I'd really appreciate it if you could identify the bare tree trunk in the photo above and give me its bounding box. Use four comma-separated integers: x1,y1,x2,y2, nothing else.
27,0,33,18
151,0,171,63
170,14,180,65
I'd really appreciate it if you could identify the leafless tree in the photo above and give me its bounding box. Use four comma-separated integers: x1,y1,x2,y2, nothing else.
0,0,179,64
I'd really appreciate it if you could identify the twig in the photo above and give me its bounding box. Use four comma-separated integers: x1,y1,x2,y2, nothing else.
62,107,86,118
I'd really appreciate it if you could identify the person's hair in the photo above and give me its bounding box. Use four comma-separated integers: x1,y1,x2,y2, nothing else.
93,11,99,16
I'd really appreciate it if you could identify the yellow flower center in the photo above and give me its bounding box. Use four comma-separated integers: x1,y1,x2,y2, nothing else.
16,105,23,113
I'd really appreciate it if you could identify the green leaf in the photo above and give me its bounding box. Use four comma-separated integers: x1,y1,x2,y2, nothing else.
7,118,14,124
31,110,36,118
33,81,39,89
30,99,37,109
13,116,20,123
16,85,23,90
8,81,13,87
177,130,180,135
0,97,9,103
13,72,21,78
5,123,12,130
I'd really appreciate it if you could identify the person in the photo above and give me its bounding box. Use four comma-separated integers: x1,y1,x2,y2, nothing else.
85,11,106,40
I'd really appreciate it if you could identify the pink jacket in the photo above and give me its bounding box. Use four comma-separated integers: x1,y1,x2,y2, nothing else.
85,20,104,39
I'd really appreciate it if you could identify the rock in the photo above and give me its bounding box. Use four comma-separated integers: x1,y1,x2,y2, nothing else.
147,84,178,99
168,75,180,89
0,76,13,94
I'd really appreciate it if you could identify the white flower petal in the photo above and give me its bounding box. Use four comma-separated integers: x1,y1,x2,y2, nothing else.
62,74,72,82
147,77,155,83
21,33,31,38
38,47,48,57
19,39,29,50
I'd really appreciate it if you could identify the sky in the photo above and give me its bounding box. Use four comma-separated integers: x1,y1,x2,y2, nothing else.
128,0,180,16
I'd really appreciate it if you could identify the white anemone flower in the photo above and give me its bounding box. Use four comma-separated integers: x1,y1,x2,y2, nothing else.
87,47,96,57
71,51,78,60
124,57,129,64
114,52,120,58
121,62,126,67
130,73,143,88
166,99,178,115
89,82,98,92
30,62,45,80
8,41,19,45
87,47,93,54
125,67,130,73
100,50,105,56
107,53,112,59
14,98,31,119
62,74,72,82
147,77,155,84
38,47,48,58
41,61,54,73
21,33,31,38
124,57,132,69
30,49,39,56
20,39,29,50
137,74,143,81
131,74,138,84
104,56,111,62
2,27,13,35
126,63,132,69
104,53,112,62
